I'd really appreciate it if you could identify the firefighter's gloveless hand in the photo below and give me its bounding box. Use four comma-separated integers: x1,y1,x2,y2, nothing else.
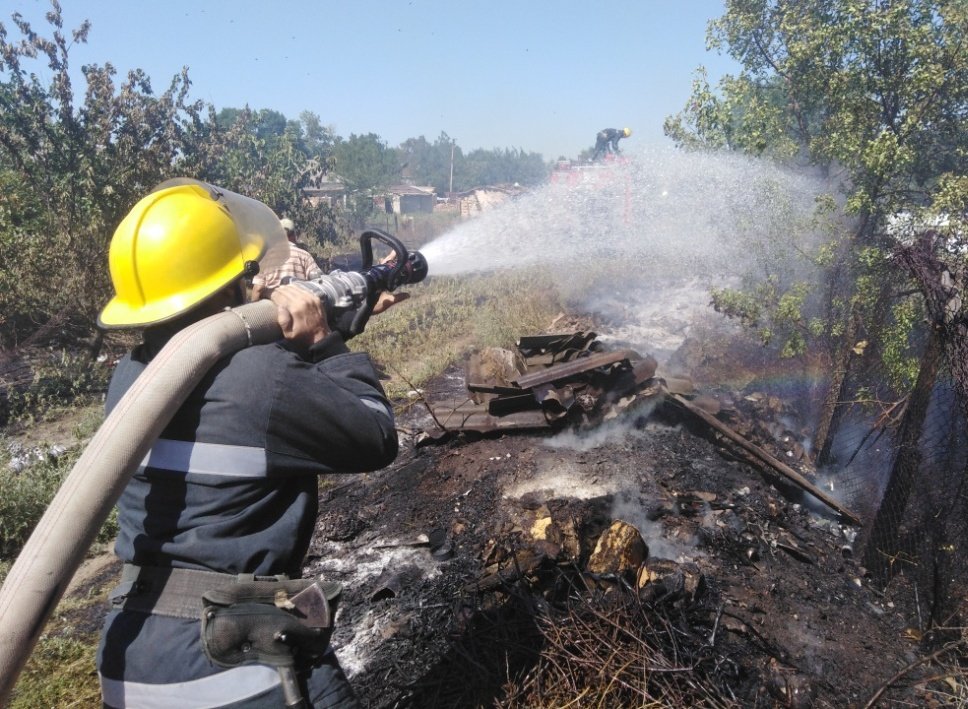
270,284,330,346
270,285,408,345
372,251,410,315
373,291,409,314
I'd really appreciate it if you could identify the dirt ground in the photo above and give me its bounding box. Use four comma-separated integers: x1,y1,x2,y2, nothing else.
35,320,955,709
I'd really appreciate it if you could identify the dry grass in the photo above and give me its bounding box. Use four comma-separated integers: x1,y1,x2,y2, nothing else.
353,269,563,400
501,578,741,709
10,631,104,709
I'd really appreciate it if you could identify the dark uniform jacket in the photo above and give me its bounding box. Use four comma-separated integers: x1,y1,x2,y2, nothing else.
97,330,398,708
595,128,624,152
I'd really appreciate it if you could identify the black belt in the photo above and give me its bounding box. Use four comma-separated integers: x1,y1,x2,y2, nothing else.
112,564,291,620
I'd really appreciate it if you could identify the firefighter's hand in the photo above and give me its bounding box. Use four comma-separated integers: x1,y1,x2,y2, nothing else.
271,285,330,345
372,291,410,315
371,251,413,314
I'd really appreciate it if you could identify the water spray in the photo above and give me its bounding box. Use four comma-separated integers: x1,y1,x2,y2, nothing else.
417,148,835,361
419,148,830,281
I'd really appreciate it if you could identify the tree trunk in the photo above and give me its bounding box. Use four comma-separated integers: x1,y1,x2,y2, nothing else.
861,326,943,586
813,310,859,465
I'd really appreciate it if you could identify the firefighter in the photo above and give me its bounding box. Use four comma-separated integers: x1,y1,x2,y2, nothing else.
95,179,401,708
591,127,632,161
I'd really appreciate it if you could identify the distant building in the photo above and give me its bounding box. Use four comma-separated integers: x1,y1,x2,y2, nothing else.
302,175,346,208
386,184,436,214
453,185,523,218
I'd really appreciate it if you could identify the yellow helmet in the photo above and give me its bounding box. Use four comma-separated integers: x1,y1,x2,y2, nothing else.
98,179,289,329
623,127,632,137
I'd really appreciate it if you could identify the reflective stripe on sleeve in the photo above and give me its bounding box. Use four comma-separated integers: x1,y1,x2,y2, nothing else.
140,439,268,478
100,665,280,709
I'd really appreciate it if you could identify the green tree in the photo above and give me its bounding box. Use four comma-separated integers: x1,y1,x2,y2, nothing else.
332,133,400,227
668,0,968,240
0,2,205,346
333,132,400,192
297,111,335,157
190,107,294,207
664,67,802,159
462,147,548,188
399,132,459,195
215,107,287,141
400,133,548,194
667,0,968,215
666,1,968,459
180,105,347,247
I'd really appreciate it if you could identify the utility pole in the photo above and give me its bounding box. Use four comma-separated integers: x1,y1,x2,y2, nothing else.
449,140,455,199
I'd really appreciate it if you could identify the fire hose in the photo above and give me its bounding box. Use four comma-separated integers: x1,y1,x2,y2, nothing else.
0,230,427,703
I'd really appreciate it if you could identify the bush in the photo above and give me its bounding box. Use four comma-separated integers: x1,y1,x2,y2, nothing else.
3,351,111,425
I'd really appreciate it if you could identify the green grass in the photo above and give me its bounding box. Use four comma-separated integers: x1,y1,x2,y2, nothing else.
0,449,79,560
0,406,115,583
1,403,116,707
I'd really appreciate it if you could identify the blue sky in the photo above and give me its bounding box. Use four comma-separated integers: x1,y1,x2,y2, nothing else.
6,0,740,160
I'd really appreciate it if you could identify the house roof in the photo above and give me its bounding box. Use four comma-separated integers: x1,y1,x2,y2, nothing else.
388,184,435,196
302,182,345,194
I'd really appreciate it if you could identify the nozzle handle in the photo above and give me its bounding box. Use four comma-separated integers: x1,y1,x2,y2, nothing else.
345,229,405,337
360,229,408,290
348,229,428,338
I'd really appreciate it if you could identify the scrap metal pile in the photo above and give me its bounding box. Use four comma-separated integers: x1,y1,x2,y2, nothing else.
423,332,667,436
420,332,859,525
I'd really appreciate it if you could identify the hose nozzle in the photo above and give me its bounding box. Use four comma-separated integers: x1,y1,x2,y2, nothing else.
290,231,429,339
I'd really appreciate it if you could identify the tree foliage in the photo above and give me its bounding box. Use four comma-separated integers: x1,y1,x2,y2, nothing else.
666,0,968,377
399,132,461,195
669,0,968,215
0,2,205,346
399,131,549,194
332,132,400,226
334,133,400,192
462,147,547,190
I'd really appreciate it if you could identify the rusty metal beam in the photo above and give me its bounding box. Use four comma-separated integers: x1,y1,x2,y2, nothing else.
512,350,634,389
466,383,525,396
669,394,861,526
431,402,552,433
487,393,540,416
516,332,597,354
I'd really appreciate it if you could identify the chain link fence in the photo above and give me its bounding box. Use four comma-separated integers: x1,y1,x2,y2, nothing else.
831,246,968,627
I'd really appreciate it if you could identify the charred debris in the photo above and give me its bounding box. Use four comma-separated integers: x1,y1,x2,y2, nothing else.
340,333,924,708
419,331,858,526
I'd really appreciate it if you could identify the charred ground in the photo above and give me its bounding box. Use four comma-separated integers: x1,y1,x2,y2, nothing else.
305,338,941,709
